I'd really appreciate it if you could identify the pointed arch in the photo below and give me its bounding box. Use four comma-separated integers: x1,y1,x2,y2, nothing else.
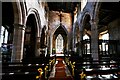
81,12,91,30
83,34,90,40
53,24,68,36
81,13,91,37
26,8,41,37
56,34,64,53
93,1,102,22
12,2,26,25
23,8,41,59
51,24,68,54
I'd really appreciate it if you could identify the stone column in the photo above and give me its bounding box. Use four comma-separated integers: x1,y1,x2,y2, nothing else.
72,25,75,51
49,35,52,54
11,24,25,62
90,20,99,61
0,25,1,62
0,26,1,80
0,26,1,45
79,30,83,56
36,37,41,57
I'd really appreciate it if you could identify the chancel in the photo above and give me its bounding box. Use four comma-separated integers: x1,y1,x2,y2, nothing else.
1,1,120,80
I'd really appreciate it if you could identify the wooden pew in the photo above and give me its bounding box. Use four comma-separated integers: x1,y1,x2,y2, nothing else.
2,57,55,80
73,60,120,80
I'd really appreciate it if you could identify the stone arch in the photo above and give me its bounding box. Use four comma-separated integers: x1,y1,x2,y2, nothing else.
23,9,41,59
50,24,68,54
80,12,92,57
50,24,68,46
26,8,41,37
52,24,68,36
12,2,26,25
81,12,91,39
93,1,102,22
19,2,27,25
81,11,91,29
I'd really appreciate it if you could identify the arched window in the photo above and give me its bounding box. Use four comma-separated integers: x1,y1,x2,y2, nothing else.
83,34,90,54
83,34,89,40
1,26,11,62
56,34,63,53
99,32,109,56
0,26,8,46
101,33,109,51
102,33,109,40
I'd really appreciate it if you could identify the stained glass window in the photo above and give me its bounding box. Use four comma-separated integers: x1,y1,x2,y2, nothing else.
56,34,63,53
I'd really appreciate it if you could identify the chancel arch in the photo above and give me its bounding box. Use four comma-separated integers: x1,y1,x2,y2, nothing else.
52,25,68,54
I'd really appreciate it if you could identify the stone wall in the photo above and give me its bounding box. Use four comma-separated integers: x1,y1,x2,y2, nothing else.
108,18,120,40
48,11,72,33
108,18,120,54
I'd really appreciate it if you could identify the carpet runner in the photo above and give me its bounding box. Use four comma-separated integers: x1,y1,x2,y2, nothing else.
49,58,73,80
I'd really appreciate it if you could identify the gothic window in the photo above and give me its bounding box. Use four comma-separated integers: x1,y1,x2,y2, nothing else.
83,34,89,40
56,34,63,53
0,26,8,46
1,26,11,62
101,33,109,53
83,34,90,54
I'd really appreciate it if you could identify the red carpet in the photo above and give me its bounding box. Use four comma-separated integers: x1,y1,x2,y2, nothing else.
49,58,74,80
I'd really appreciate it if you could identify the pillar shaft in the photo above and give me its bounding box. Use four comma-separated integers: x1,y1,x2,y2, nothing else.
11,24,25,62
90,20,99,61
79,31,83,56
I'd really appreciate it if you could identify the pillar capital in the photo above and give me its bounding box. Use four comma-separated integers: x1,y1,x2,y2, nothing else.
37,37,41,42
90,19,98,30
90,19,97,25
13,23,26,30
